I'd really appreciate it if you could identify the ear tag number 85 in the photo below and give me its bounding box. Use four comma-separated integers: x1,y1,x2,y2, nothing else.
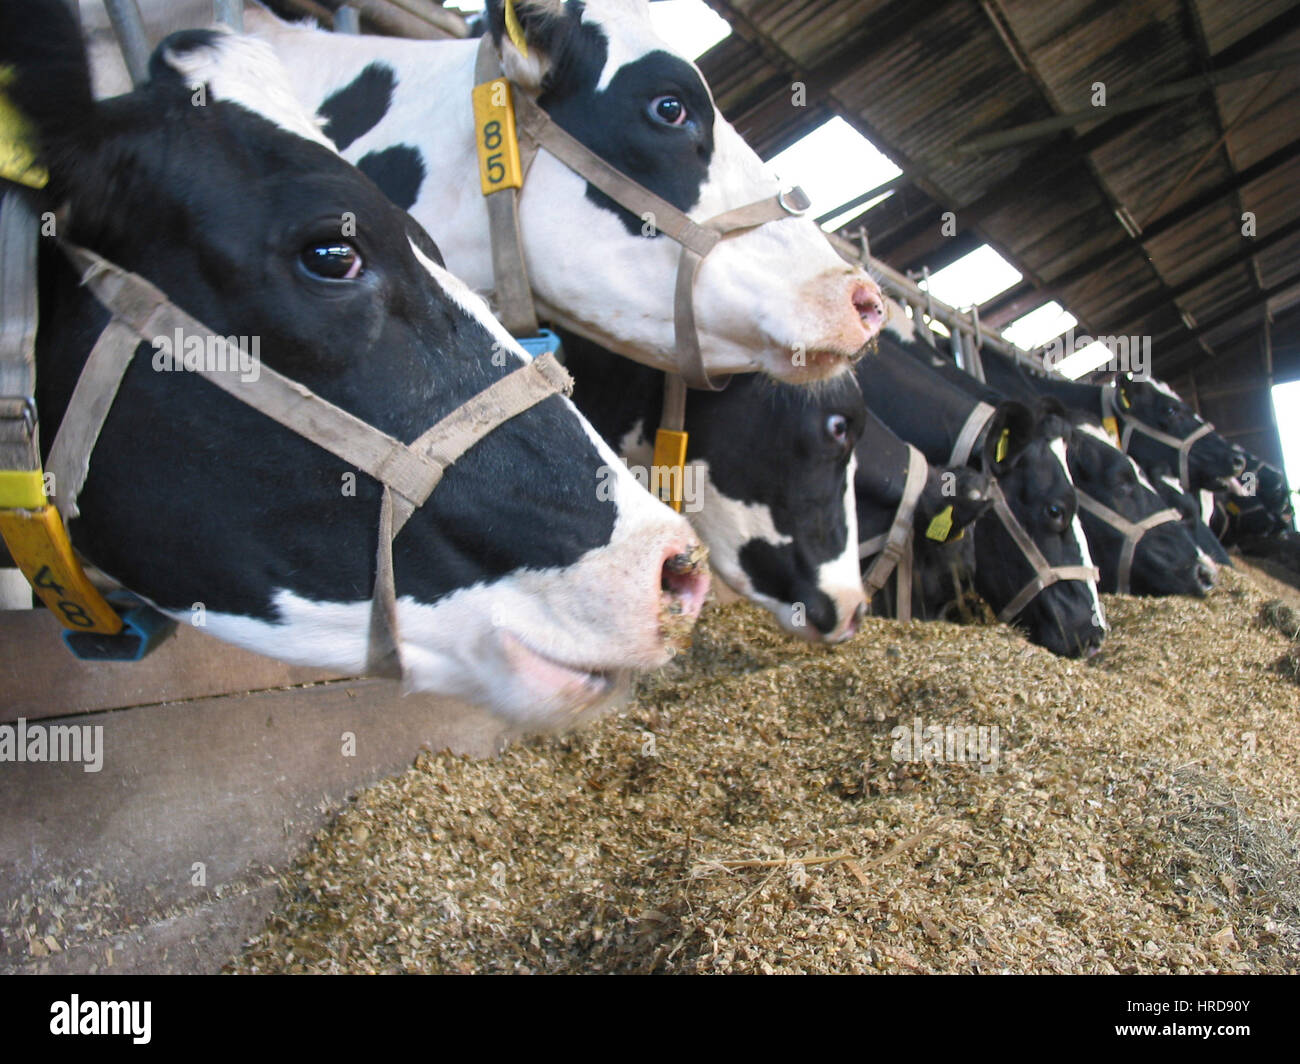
473,79,523,195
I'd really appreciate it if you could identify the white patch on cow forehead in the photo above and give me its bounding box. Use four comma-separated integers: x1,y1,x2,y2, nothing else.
1049,437,1105,628
1148,378,1183,402
161,30,335,149
1076,422,1159,494
817,452,864,601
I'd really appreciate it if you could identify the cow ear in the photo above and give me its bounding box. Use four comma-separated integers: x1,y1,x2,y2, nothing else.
485,0,573,91
985,401,1033,475
0,0,98,196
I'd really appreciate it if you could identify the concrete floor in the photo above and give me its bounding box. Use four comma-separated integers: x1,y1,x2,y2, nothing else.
1,611,513,974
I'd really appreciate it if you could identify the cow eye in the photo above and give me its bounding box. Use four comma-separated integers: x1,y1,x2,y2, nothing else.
1045,502,1065,524
826,414,849,444
649,95,687,126
300,242,363,280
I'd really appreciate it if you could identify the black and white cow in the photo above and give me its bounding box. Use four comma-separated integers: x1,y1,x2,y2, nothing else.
6,3,707,728
1217,448,1295,543
903,343,1216,598
858,336,1106,657
220,0,887,382
853,407,993,619
979,347,1244,492
560,329,867,642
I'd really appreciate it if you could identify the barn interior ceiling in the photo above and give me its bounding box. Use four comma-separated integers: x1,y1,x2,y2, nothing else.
695,0,1300,411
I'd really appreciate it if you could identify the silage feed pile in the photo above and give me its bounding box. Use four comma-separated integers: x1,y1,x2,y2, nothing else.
231,564,1300,974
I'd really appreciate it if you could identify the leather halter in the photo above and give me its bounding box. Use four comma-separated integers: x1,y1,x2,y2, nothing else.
7,236,570,677
945,401,1099,623
1073,491,1181,595
986,482,1100,623
858,444,927,622
1101,382,1214,492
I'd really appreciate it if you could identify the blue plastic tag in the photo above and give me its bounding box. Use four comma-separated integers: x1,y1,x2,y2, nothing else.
518,328,561,359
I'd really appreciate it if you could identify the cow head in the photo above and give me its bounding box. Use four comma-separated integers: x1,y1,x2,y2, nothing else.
686,373,868,641
1068,423,1213,596
1114,376,1243,490
9,6,707,729
974,403,1107,658
484,0,884,381
561,329,866,642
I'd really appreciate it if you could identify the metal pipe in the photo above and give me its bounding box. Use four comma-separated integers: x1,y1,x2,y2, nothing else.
958,48,1300,155
334,5,361,34
213,0,244,32
103,0,152,88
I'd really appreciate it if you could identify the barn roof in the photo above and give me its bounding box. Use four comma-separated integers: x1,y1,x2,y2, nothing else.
696,0,1300,456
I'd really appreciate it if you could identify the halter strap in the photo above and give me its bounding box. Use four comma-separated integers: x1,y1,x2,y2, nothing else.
1074,490,1181,595
988,481,1100,623
1101,381,1215,491
858,445,928,622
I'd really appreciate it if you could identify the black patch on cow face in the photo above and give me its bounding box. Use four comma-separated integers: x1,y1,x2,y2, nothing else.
536,23,716,236
317,62,396,151
28,64,614,623
356,145,425,211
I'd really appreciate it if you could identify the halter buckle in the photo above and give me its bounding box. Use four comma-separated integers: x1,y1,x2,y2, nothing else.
0,395,37,439
778,186,812,215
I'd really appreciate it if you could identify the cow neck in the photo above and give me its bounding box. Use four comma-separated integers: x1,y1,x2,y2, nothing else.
1074,490,1181,594
858,444,927,622
15,238,571,677
471,37,811,507
1100,382,1213,491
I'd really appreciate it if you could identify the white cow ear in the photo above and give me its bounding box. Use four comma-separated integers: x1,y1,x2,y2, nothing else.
487,0,568,92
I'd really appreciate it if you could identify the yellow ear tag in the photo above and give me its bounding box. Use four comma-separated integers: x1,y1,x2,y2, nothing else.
995,428,1010,464
925,505,954,542
1118,388,1130,409
504,0,529,58
652,428,689,513
1226,501,1240,516
1102,416,1120,445
0,486,124,635
471,78,523,194
0,70,49,189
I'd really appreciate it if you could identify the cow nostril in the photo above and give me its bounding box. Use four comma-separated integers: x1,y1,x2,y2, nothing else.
852,283,885,335
659,544,710,644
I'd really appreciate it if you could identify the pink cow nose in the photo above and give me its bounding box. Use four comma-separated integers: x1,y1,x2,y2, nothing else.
853,281,886,340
